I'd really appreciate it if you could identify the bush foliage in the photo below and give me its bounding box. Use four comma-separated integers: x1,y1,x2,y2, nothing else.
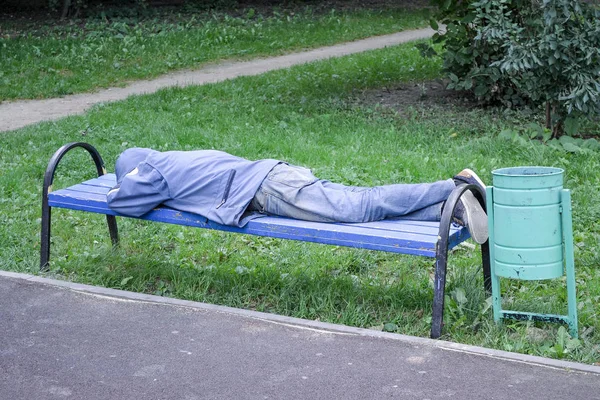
430,0,600,137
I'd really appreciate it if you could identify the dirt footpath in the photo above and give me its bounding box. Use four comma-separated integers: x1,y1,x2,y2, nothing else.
0,28,434,133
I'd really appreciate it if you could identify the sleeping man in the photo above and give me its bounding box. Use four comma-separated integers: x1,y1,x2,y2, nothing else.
106,148,489,244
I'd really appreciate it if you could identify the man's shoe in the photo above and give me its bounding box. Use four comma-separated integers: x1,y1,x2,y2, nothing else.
452,169,488,244
452,191,489,244
454,168,486,193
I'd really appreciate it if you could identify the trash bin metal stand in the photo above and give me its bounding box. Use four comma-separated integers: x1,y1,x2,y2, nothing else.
561,190,578,337
485,187,578,338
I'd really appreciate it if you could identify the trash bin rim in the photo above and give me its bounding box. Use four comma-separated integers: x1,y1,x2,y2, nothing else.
492,166,564,177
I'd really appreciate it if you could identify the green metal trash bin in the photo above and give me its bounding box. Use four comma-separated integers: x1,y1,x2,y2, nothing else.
486,167,578,337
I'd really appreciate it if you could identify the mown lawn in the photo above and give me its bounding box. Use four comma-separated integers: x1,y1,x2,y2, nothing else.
0,41,598,364
0,4,429,100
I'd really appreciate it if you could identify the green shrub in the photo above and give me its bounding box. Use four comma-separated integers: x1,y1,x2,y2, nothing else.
429,0,527,106
430,0,600,137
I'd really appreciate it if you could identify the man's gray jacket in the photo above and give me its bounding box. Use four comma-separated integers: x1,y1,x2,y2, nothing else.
106,148,280,227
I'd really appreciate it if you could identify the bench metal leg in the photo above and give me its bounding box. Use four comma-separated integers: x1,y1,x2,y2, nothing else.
431,182,487,339
40,142,119,271
481,239,491,294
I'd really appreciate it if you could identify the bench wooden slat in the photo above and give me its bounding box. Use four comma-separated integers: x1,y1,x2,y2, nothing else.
48,174,470,257
81,177,114,188
63,183,114,195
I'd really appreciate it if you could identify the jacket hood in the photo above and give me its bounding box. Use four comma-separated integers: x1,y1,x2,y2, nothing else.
115,147,154,183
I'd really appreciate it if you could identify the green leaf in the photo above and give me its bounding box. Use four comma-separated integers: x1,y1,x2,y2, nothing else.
480,296,493,315
461,12,476,24
499,129,516,140
120,276,134,286
474,85,488,97
562,142,581,153
415,43,437,58
542,129,552,143
547,139,564,151
582,138,600,151
566,338,582,352
559,135,576,144
454,287,467,305
515,135,528,145
430,18,439,31
383,323,398,332
526,122,544,139
564,117,579,136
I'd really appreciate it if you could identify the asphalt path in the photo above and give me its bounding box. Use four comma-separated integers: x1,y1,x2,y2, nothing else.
1,272,599,400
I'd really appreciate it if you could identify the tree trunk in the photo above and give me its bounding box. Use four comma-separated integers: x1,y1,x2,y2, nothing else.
60,0,72,19
552,121,564,139
548,101,565,139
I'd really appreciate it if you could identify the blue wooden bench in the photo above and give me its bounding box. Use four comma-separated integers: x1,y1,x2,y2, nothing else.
41,143,491,339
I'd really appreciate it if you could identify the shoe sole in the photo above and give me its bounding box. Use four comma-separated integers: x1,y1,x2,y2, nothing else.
460,191,489,244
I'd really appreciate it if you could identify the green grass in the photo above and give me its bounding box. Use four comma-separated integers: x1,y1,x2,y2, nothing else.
0,5,430,101
1,41,599,364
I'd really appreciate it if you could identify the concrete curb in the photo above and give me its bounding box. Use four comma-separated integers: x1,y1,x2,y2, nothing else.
2,269,599,375
0,28,435,132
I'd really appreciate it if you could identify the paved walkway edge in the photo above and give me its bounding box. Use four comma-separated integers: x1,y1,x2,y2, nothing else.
0,28,435,132
2,270,598,375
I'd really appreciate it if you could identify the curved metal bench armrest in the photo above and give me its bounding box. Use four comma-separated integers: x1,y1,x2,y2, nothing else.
431,183,490,339
40,142,118,271
43,142,107,198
